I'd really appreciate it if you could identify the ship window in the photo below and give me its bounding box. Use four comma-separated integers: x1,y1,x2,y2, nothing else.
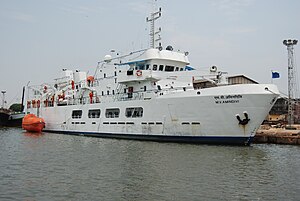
146,64,150,70
191,122,200,125
175,67,179,71
107,90,110,95
138,64,145,70
72,110,82,119
125,107,143,118
153,65,158,71
104,73,106,78
105,108,120,118
165,65,175,72
159,65,164,71
88,109,101,118
127,70,134,75
180,68,184,71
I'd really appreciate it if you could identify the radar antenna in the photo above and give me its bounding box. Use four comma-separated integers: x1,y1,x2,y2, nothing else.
146,0,162,49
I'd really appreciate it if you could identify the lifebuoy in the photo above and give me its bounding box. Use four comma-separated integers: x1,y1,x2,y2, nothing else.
136,70,142,76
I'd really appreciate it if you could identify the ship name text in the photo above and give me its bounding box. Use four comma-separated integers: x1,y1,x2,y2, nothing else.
214,94,243,104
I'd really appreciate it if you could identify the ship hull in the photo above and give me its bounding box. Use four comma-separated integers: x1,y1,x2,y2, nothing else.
0,112,9,127
44,130,253,145
7,113,25,127
28,84,279,145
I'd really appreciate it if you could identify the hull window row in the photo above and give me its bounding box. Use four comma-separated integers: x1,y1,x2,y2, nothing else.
72,109,101,119
182,122,201,125
103,122,134,125
72,107,143,119
141,122,163,125
71,122,85,124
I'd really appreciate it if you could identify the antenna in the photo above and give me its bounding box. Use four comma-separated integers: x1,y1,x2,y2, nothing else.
146,0,162,49
283,39,298,128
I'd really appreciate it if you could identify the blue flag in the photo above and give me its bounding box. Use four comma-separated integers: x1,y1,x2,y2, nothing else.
272,71,280,79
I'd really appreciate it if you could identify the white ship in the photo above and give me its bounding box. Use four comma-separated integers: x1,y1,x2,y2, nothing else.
24,4,279,145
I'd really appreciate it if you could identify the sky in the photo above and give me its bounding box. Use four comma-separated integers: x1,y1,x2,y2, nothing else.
0,0,300,106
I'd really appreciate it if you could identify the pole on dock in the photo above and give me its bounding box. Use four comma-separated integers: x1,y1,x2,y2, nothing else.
283,39,298,129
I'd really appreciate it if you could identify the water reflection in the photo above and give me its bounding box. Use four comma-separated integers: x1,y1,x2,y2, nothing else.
24,132,44,138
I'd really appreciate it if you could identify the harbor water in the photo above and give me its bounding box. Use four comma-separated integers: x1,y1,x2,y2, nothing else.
0,128,299,201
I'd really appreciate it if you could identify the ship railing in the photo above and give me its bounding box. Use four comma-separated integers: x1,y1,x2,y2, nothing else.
115,92,145,102
113,87,191,101
32,86,191,109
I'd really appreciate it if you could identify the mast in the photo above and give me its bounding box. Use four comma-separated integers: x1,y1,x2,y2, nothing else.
21,86,25,112
1,90,6,108
146,0,162,49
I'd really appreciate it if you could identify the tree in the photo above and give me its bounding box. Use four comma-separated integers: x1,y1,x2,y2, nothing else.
9,103,23,112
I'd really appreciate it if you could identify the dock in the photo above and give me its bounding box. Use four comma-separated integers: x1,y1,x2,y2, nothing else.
254,125,300,145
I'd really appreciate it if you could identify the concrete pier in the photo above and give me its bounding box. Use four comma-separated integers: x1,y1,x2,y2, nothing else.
254,125,300,145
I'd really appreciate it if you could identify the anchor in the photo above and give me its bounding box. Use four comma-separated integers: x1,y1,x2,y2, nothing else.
236,112,250,125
